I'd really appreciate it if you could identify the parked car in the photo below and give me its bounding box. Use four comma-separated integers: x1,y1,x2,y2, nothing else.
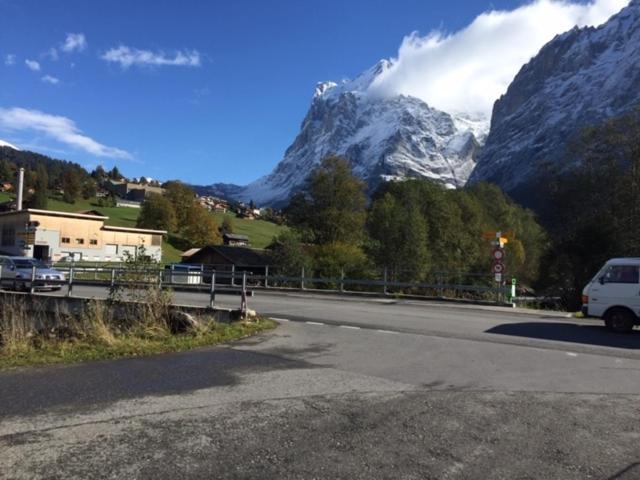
582,258,640,333
0,256,66,291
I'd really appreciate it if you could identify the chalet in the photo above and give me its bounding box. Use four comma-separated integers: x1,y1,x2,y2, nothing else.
223,233,249,247
180,245,271,276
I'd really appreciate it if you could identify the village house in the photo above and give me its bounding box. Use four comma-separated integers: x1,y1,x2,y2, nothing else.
0,209,165,262
223,233,249,247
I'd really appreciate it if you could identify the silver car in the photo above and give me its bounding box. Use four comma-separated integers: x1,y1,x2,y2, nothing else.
0,256,66,291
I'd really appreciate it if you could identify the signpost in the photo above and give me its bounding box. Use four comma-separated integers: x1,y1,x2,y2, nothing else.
483,230,516,302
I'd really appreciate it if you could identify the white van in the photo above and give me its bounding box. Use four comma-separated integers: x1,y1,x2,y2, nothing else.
582,258,640,333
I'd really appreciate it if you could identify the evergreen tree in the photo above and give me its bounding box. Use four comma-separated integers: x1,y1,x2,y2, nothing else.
31,164,48,209
61,170,82,203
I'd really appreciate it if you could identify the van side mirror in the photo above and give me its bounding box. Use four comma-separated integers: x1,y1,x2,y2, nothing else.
599,276,605,285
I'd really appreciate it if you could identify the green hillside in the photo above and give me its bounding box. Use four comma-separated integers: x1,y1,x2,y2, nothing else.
211,212,287,249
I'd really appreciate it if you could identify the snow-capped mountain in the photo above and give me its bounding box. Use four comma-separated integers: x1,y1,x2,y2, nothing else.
0,140,19,150
221,60,488,206
469,0,640,198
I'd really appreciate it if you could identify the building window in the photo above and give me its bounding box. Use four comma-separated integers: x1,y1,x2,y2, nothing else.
1,226,15,247
61,237,71,244
76,238,85,245
89,239,98,245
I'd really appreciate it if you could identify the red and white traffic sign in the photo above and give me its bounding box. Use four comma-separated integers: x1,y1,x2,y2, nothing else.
492,262,504,274
492,247,505,261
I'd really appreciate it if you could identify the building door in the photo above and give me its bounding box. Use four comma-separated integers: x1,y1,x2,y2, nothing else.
33,245,50,260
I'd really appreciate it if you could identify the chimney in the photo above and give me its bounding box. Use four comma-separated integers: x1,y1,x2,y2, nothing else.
17,167,24,211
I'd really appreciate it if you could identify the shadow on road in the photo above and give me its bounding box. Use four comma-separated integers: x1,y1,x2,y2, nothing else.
0,347,320,418
606,462,640,480
486,322,640,349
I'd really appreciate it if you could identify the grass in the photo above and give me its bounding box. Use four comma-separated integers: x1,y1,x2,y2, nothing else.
212,212,287,249
0,318,276,369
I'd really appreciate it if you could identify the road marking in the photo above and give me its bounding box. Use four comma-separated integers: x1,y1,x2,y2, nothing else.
339,325,361,330
270,317,290,322
566,352,578,357
306,321,325,326
377,329,399,334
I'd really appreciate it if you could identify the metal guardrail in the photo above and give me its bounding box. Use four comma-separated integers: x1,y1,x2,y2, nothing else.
0,263,515,312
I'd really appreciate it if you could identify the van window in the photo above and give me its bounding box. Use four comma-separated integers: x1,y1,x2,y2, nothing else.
602,265,639,284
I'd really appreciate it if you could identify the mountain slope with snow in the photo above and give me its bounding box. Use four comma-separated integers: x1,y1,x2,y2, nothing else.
469,0,640,197
0,140,19,150
222,60,488,206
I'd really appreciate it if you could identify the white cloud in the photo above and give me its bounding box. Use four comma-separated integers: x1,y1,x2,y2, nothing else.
368,0,630,116
101,45,201,68
41,75,60,85
4,54,16,66
0,107,132,160
25,59,40,71
61,33,87,53
44,47,59,61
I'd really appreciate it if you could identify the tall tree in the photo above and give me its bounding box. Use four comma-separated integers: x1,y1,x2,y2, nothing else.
285,156,367,245
183,204,221,247
137,193,177,233
163,181,197,230
31,164,48,209
61,170,81,203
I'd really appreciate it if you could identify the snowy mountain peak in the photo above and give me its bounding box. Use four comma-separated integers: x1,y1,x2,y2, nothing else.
0,140,20,151
221,58,487,206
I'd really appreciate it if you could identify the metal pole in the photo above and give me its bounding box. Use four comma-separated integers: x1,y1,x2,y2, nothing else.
0,265,3,290
231,264,236,286
17,167,24,211
264,265,269,288
209,271,216,308
67,266,74,297
29,265,36,294
110,268,116,288
240,271,247,316
383,267,388,295
301,267,305,290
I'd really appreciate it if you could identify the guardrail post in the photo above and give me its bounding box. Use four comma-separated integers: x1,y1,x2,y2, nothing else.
383,267,388,295
301,267,305,290
264,265,269,288
67,266,74,297
110,268,116,288
30,265,36,295
94,263,98,281
340,268,345,293
231,265,236,286
209,271,216,308
158,269,163,289
240,271,247,316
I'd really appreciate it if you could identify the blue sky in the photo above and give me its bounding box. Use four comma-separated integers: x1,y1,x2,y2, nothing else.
0,0,626,185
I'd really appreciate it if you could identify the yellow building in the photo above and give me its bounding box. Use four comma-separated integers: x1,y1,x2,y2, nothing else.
0,209,165,262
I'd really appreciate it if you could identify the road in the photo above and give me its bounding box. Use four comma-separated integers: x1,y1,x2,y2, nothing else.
2,290,640,479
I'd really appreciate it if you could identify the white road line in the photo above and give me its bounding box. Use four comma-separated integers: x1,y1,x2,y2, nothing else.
339,325,361,330
306,321,325,326
377,329,399,334
270,317,290,322
566,352,578,357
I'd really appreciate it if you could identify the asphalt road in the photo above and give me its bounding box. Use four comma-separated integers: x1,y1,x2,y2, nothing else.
2,291,640,479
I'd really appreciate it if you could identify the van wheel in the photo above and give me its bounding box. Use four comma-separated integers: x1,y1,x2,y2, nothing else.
604,308,636,333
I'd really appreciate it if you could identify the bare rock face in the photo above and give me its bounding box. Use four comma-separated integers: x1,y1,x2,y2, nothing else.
469,0,640,200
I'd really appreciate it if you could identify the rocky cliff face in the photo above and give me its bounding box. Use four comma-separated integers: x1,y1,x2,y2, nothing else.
221,60,488,206
469,0,640,197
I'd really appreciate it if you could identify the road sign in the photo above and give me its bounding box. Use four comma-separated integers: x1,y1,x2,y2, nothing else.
492,248,505,261
492,262,504,274
495,273,503,282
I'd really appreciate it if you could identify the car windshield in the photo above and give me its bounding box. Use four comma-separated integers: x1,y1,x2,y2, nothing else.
13,259,47,269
